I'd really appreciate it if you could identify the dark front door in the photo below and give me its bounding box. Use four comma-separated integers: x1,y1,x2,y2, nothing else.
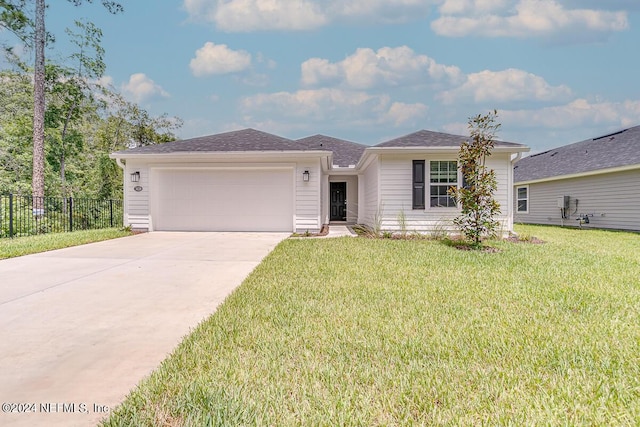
330,182,347,221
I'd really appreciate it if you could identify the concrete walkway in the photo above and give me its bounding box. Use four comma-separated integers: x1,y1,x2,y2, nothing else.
0,232,288,427
322,225,357,238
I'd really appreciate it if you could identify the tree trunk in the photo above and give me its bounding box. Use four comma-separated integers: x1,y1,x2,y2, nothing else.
60,101,76,198
32,0,45,210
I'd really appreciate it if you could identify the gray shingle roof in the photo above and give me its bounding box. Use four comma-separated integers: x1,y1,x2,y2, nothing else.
376,129,525,148
296,135,367,167
112,128,311,154
514,125,640,183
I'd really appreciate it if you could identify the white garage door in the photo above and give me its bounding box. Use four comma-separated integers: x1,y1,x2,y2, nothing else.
152,169,294,231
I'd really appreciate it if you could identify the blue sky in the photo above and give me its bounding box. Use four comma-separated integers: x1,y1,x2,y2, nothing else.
42,0,640,152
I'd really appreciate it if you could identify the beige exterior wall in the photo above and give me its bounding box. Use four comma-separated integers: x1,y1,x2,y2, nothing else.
514,168,640,231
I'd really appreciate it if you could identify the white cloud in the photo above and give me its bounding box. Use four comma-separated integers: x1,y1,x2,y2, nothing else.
240,88,428,127
439,0,510,15
121,73,169,103
184,0,327,31
441,122,470,136
182,0,630,38
183,0,435,31
439,68,572,104
190,42,252,76
302,46,463,89
501,98,640,129
301,58,341,87
95,75,114,88
328,0,433,24
386,102,429,126
432,0,628,39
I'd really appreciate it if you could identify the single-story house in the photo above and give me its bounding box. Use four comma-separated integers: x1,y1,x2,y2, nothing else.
110,128,528,234
514,125,640,231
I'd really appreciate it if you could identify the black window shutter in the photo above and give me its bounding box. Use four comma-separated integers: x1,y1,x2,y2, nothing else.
412,160,425,209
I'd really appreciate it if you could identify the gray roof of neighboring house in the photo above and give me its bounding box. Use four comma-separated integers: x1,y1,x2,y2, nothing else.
375,129,526,148
514,125,640,183
112,128,313,154
296,134,367,167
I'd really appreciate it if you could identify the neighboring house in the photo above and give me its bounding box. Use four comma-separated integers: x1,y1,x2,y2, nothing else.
110,128,528,234
514,125,640,231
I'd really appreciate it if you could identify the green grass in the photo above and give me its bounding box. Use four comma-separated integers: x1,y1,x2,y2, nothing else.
102,225,640,426
0,228,133,259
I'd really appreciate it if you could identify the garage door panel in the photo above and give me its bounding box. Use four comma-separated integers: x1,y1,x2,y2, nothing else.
152,169,293,231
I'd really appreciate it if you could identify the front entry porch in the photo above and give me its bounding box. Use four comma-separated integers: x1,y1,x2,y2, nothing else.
323,175,358,226
330,182,347,221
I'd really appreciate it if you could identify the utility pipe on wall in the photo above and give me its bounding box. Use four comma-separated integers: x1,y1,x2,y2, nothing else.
114,158,128,227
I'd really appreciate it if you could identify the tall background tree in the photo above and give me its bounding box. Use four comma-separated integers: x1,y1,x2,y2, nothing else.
449,110,502,247
0,70,33,194
0,0,29,52
0,0,181,200
32,0,44,204
45,20,106,196
32,0,123,202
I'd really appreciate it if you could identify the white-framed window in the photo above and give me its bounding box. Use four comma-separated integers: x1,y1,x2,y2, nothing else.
516,185,529,213
429,160,458,208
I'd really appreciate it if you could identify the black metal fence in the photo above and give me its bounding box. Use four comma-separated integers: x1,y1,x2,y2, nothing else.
0,194,123,238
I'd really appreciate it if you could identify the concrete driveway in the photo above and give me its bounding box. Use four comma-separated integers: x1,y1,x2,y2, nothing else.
0,232,288,427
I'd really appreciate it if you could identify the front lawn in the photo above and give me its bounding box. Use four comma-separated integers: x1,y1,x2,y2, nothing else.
0,228,133,259
103,225,640,425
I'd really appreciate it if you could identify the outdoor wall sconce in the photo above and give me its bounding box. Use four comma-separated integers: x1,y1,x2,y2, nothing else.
303,170,310,182
130,171,140,183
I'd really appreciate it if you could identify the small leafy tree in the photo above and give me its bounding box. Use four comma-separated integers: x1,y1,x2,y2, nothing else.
449,110,501,247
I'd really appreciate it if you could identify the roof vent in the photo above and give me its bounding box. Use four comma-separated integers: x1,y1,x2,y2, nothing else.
593,129,627,141
529,149,551,158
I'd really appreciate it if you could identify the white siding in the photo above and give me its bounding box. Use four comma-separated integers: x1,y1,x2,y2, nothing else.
377,153,514,235
359,158,379,227
295,161,322,233
514,169,640,231
321,173,329,226
126,162,150,230
487,155,511,232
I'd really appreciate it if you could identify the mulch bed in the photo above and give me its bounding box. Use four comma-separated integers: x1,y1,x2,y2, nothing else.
290,224,329,238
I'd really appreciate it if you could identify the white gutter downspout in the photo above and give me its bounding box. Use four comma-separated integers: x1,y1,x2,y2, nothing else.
511,152,522,164
114,158,128,227
509,152,523,235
